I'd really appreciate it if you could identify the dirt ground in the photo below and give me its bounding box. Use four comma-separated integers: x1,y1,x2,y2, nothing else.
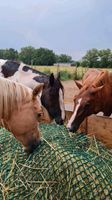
62,80,79,103
62,80,79,109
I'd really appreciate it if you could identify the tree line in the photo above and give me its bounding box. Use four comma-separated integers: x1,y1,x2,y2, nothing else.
0,46,112,68
0,46,72,65
81,48,112,68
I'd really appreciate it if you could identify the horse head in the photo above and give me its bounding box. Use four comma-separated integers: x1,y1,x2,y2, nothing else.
0,78,51,153
41,73,65,125
67,70,107,132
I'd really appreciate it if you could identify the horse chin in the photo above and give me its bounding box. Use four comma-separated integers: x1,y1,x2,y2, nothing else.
67,117,84,133
40,106,52,124
25,140,41,154
67,125,79,133
55,119,64,125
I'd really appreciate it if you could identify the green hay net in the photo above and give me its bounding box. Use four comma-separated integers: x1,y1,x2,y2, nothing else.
0,124,112,200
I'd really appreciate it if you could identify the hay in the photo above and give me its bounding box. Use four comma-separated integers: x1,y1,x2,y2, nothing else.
0,124,112,200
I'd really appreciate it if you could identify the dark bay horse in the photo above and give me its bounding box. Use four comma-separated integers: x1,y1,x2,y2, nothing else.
67,69,112,132
0,77,51,153
0,59,65,125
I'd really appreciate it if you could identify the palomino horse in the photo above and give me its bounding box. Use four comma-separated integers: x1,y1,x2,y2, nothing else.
0,77,51,153
0,59,65,125
67,69,112,132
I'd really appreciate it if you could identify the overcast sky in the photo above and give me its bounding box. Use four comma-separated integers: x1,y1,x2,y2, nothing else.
0,0,112,60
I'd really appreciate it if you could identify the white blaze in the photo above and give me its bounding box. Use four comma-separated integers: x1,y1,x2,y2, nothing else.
59,89,65,120
67,98,82,129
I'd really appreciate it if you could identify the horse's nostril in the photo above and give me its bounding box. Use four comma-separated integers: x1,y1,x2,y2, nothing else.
55,119,64,125
67,127,74,133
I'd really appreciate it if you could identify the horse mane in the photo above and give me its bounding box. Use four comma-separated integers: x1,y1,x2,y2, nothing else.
92,70,109,87
81,70,109,91
0,77,32,120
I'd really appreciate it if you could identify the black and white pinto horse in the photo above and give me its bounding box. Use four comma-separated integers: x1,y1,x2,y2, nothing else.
0,59,65,125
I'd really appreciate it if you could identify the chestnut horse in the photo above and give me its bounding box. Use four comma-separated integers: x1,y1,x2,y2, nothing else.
67,69,112,132
0,77,50,153
0,59,65,125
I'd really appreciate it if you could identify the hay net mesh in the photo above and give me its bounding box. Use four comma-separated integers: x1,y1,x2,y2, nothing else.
0,124,112,200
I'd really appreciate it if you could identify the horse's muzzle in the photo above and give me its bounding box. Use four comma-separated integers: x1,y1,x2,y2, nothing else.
56,119,64,125
67,127,75,133
26,139,41,154
67,124,79,133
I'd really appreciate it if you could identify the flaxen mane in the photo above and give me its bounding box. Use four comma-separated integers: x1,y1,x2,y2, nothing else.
0,77,32,120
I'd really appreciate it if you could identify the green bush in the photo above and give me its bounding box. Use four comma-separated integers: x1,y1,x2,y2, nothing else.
59,70,84,81
59,70,72,81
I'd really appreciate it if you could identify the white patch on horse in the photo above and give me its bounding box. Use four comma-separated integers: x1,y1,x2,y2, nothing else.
0,59,7,76
18,62,26,71
0,59,7,67
67,98,82,129
8,63,41,89
38,91,42,98
59,89,65,120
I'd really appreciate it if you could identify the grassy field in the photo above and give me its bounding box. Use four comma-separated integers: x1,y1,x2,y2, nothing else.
32,65,112,81
32,66,88,80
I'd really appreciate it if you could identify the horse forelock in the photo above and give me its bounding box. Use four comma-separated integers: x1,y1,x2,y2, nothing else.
0,77,32,120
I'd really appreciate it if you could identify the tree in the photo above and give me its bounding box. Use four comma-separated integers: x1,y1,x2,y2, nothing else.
0,48,18,60
81,48,112,68
33,48,56,66
0,50,4,59
19,46,35,65
82,48,99,68
99,49,112,68
56,54,72,63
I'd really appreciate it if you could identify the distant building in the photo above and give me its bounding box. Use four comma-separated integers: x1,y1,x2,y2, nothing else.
54,63,72,67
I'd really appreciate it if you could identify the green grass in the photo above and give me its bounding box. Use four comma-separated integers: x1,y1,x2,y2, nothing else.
32,66,88,80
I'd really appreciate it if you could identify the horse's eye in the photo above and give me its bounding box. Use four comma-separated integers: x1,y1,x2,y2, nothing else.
37,112,43,118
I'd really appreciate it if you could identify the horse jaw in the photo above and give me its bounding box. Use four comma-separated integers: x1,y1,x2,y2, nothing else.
40,106,52,124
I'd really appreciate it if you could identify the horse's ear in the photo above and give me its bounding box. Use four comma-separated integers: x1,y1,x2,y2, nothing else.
75,80,82,89
32,83,44,99
49,73,55,86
